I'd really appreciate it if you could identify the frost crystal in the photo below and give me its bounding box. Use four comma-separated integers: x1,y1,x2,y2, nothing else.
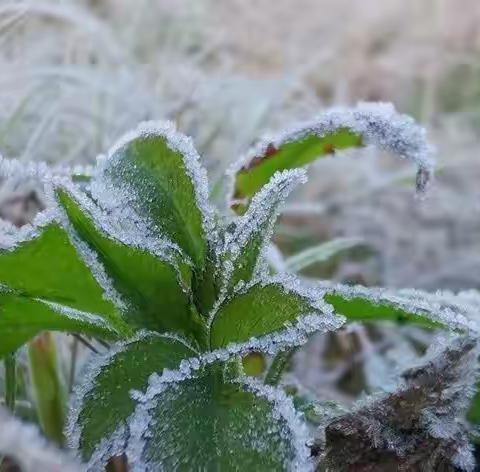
0,154,94,181
0,205,58,250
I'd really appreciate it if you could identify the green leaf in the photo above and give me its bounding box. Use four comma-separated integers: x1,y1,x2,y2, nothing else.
98,125,212,269
231,103,435,211
0,224,129,356
325,293,439,327
285,237,363,273
128,364,304,470
57,189,201,341
70,332,196,462
0,293,121,358
210,279,336,348
319,283,475,330
222,170,305,292
0,224,121,325
233,129,362,210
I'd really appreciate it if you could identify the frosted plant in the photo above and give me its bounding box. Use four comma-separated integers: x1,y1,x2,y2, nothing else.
323,335,479,471
0,102,478,470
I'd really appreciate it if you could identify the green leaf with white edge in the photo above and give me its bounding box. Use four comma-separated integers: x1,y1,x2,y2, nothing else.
210,277,341,348
96,122,213,270
56,189,203,343
0,223,122,326
68,332,196,463
0,223,129,357
285,237,363,273
232,129,361,212
319,283,479,331
0,293,121,358
221,170,306,293
126,363,310,471
231,103,434,212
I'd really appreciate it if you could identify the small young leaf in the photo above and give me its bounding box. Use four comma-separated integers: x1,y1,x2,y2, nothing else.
210,277,341,348
126,363,311,471
220,169,306,293
93,121,214,270
56,189,201,340
67,332,195,464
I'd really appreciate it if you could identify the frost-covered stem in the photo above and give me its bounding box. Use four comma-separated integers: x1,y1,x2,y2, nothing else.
5,353,16,411
265,348,296,386
28,332,66,445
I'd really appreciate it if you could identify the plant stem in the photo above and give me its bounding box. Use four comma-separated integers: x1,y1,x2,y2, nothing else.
5,352,16,411
28,332,66,445
265,348,296,386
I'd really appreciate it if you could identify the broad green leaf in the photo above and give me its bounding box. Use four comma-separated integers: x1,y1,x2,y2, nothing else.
72,333,195,462
99,126,211,269
285,237,363,273
223,170,305,292
233,129,362,210
130,364,302,470
57,189,200,341
0,293,120,358
0,224,121,325
210,281,332,348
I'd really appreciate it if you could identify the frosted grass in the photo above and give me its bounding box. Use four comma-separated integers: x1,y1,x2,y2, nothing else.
0,407,82,472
